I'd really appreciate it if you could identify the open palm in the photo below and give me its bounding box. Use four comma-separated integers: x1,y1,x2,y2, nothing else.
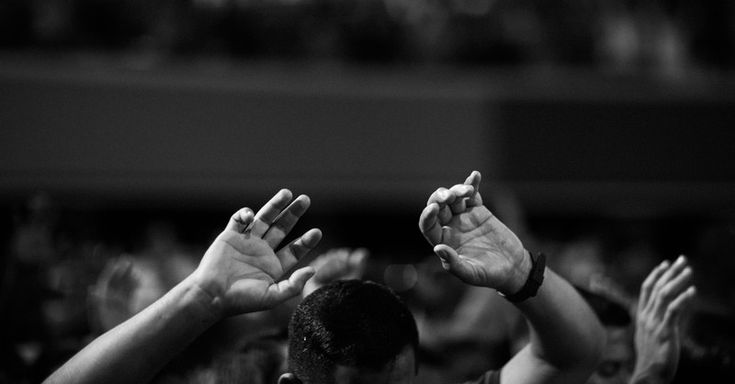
632,256,696,384
419,171,527,293
193,190,322,315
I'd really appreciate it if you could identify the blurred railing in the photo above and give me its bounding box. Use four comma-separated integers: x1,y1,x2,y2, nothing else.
1,53,734,217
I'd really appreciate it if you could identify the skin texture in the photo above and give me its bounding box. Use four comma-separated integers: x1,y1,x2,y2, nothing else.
418,171,531,295
192,190,322,315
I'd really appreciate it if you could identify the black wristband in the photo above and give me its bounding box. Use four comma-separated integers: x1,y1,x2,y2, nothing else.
499,251,546,303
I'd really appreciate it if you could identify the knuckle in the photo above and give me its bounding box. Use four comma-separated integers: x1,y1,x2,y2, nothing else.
665,306,679,317
651,279,665,294
658,286,675,300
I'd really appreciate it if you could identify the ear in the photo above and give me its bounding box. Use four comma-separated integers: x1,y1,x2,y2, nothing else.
278,372,302,384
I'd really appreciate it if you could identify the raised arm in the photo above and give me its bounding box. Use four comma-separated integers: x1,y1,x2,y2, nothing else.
418,171,605,384
44,189,322,384
630,256,696,384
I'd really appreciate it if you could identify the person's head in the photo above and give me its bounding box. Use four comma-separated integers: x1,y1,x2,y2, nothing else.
281,280,419,384
576,286,635,384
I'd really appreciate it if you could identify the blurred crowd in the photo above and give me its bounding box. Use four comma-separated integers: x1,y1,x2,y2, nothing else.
3,2,734,382
2,0,735,75
1,191,734,383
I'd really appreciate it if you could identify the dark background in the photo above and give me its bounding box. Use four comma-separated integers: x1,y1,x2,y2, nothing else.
1,0,735,382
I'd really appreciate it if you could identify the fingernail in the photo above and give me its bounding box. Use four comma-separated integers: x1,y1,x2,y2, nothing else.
677,255,686,263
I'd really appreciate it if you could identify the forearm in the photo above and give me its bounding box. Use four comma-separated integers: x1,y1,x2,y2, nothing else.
521,269,605,366
44,274,222,384
511,269,605,379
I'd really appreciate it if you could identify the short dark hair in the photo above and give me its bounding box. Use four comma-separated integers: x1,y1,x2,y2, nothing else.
288,280,419,384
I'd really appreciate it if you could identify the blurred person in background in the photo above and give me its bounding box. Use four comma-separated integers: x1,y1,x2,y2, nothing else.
629,256,696,384
276,170,607,384
89,222,199,332
410,253,522,382
0,192,124,383
580,255,696,384
43,172,605,384
89,224,369,384
673,223,735,382
44,189,323,384
0,193,59,383
575,285,635,384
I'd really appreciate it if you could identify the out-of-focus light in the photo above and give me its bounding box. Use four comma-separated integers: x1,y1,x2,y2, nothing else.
384,263,418,292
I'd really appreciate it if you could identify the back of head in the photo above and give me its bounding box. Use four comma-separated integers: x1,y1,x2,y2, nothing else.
288,280,419,384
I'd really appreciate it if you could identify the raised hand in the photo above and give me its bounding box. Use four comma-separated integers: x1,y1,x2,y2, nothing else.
631,256,696,384
89,257,139,331
418,171,530,294
303,248,369,297
192,189,322,316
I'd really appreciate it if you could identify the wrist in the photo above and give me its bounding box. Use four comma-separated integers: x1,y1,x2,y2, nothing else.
498,250,546,303
183,274,226,321
503,249,533,294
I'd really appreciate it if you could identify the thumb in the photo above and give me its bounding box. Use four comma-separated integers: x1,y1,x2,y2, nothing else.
434,245,481,285
434,244,455,270
434,244,472,277
268,267,316,303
